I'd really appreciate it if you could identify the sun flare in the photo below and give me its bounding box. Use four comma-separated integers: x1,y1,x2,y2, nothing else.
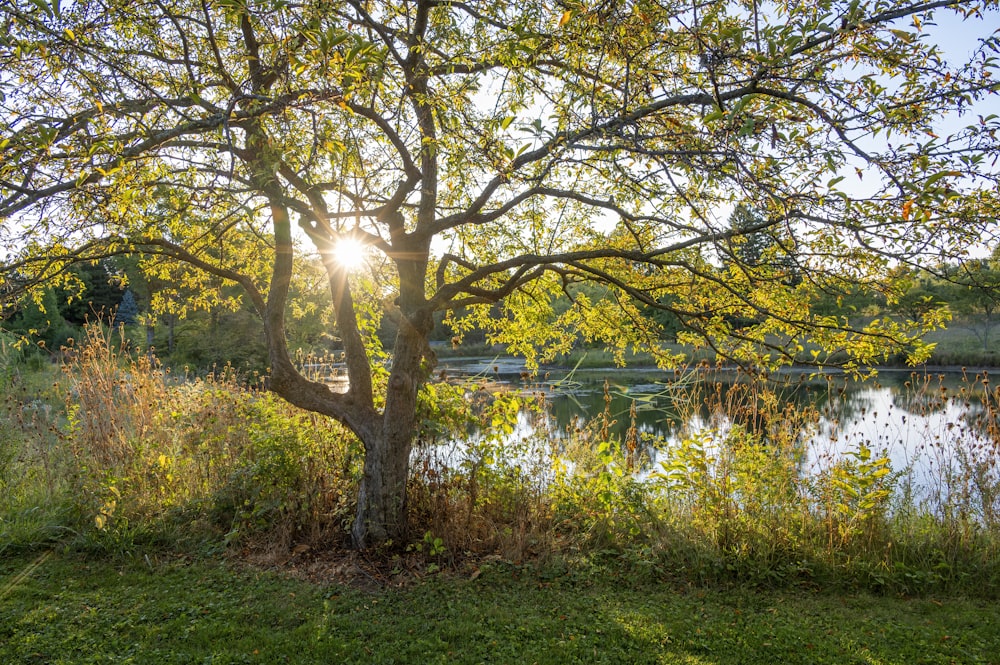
332,237,368,272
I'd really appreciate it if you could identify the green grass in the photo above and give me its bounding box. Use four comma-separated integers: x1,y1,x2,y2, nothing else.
2,551,999,664
533,320,1000,370
922,324,999,367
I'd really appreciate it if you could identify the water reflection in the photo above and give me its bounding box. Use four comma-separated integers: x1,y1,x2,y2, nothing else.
438,359,998,502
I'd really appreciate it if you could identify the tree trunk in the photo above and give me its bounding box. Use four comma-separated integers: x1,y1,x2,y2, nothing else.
351,322,428,548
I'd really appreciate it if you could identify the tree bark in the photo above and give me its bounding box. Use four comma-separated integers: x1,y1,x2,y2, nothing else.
351,319,429,548
350,240,434,547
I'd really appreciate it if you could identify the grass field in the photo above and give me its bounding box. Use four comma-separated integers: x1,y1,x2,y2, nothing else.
445,318,998,369
2,550,999,665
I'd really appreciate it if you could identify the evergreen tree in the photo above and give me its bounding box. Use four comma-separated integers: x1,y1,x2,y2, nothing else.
57,261,123,325
8,288,74,350
728,204,772,267
114,289,139,327
727,204,801,286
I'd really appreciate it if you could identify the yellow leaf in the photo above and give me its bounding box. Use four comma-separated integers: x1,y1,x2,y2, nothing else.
63,28,76,41
901,200,913,221
95,514,105,530
558,10,572,27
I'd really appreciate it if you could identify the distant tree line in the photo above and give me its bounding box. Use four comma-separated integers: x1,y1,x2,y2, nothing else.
4,231,998,370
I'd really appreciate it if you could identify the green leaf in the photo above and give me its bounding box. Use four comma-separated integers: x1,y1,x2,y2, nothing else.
889,29,914,43
29,0,52,18
703,109,725,123
924,170,959,187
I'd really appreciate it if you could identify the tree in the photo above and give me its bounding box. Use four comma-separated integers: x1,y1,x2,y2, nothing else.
726,203,800,284
945,259,1000,353
728,204,773,268
723,202,802,330
2,0,999,547
887,267,948,322
4,286,74,351
55,260,123,326
114,289,139,327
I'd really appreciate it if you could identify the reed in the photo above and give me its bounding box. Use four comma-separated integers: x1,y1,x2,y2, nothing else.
1,327,997,594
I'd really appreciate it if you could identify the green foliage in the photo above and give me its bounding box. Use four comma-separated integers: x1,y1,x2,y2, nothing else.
548,382,659,551
5,287,75,352
817,444,897,547
21,323,364,555
3,320,1000,593
3,0,1000,545
216,395,363,546
56,261,124,326
166,308,269,373
0,327,23,384
0,362,71,553
0,413,19,513
410,386,555,559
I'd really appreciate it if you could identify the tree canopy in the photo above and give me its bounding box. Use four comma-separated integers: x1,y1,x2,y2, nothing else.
2,0,999,546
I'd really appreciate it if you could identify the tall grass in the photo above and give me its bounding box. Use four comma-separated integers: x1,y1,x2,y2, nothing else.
408,387,557,561
543,371,1000,594
2,324,998,595
2,324,363,555
1,328,71,551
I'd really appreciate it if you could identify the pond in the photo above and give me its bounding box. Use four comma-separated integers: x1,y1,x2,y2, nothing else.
436,356,999,503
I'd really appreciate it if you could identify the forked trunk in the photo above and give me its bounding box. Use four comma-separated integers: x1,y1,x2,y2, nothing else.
351,324,427,548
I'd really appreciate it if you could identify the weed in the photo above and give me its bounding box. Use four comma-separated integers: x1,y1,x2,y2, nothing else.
5,323,363,557
1,322,998,595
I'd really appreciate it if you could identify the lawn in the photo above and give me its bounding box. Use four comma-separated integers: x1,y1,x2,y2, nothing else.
2,550,998,665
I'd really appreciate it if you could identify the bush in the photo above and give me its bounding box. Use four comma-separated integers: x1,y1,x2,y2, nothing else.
44,324,362,555
409,387,556,559
2,324,998,596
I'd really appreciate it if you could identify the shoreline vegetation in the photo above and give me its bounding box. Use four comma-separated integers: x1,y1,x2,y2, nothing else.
2,325,997,596
1,332,998,663
432,327,999,371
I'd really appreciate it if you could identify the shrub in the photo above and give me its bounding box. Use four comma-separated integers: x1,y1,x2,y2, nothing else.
53,323,362,554
3,324,998,595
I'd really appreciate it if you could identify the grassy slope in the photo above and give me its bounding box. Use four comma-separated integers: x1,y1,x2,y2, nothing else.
2,552,998,665
442,322,998,369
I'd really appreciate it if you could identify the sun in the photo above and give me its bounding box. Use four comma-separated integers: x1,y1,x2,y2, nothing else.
332,237,368,272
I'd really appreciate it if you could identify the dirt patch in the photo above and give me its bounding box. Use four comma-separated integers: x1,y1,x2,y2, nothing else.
233,544,486,591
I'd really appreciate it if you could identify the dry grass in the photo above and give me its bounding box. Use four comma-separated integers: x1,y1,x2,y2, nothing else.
2,325,999,594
